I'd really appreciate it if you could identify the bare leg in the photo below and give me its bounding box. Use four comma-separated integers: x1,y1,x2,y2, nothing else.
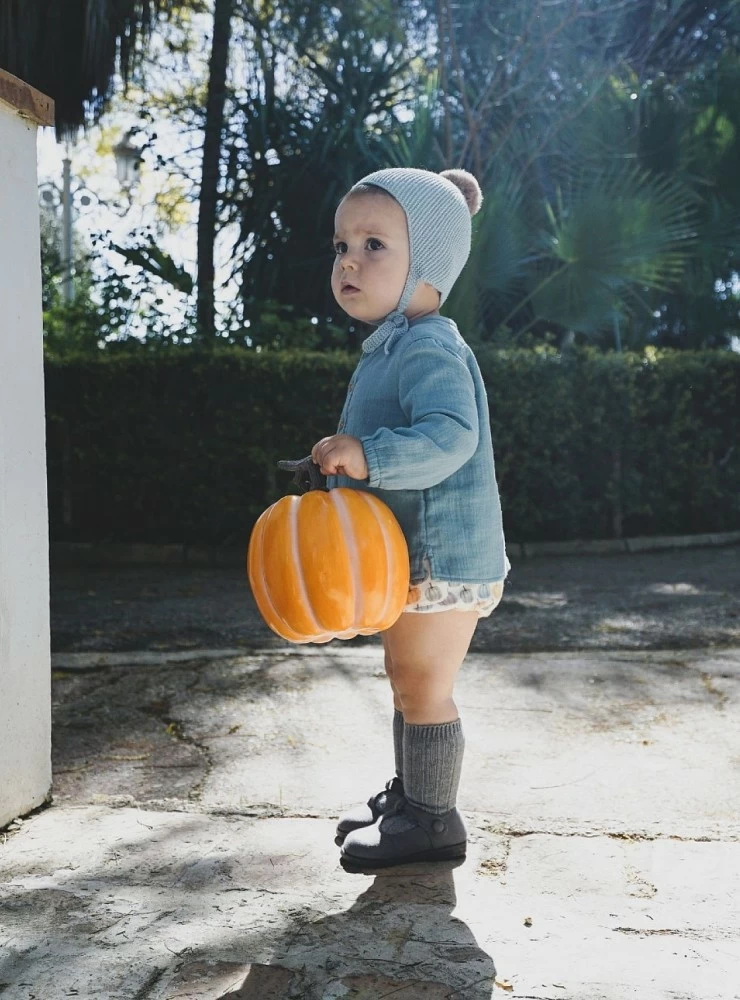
381,609,479,724
337,610,478,865
381,630,403,711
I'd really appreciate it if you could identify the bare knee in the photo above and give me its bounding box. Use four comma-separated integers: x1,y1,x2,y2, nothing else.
393,672,455,719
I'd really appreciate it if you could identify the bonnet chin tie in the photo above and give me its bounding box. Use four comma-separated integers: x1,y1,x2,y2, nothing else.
361,310,409,356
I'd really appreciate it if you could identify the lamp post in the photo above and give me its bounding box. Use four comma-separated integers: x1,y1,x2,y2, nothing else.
39,130,144,304
61,150,74,304
113,129,144,190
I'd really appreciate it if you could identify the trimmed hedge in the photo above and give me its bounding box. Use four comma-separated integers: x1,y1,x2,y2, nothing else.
44,346,740,545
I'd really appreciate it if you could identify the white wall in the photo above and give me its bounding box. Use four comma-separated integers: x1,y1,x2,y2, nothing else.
0,105,52,826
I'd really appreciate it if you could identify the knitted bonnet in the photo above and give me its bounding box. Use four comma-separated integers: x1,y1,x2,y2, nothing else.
346,166,482,354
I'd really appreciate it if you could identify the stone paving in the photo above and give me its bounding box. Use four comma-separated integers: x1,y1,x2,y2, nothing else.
2,642,739,999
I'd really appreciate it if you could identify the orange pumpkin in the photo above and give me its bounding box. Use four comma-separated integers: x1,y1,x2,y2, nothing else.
247,487,410,643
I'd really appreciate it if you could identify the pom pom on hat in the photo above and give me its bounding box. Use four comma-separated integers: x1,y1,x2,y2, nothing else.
440,168,483,216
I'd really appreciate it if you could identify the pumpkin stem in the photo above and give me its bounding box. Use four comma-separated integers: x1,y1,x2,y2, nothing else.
276,455,328,493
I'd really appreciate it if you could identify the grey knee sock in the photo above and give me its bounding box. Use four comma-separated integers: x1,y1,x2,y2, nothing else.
393,708,404,782
403,718,465,814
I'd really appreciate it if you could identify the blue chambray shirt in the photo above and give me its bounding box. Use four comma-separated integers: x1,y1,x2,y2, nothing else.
326,314,510,585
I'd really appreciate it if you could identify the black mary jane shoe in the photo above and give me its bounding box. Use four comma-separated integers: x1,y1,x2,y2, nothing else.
339,796,467,870
334,776,405,847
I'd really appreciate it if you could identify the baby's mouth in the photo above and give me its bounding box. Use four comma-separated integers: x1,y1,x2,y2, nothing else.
341,283,360,293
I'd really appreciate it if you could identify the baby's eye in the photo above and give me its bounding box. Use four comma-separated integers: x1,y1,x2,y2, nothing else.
332,238,384,255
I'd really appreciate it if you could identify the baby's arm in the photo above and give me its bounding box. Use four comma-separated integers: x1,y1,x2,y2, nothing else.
361,337,479,490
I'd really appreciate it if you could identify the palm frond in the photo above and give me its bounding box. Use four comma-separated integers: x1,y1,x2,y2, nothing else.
528,164,701,334
0,0,181,138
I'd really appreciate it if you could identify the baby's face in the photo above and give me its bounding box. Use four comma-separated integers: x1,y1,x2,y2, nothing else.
331,193,410,324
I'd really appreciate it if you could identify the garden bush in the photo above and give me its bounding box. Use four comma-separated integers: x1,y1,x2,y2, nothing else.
44,345,740,545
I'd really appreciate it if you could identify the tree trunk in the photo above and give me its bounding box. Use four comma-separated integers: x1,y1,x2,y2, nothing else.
197,0,234,339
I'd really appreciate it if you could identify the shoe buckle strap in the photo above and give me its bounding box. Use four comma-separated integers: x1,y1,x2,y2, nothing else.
403,799,449,833
383,797,407,818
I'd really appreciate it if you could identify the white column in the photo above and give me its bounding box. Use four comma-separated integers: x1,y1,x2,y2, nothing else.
0,72,54,827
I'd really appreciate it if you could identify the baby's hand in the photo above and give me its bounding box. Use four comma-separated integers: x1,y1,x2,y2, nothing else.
311,434,369,480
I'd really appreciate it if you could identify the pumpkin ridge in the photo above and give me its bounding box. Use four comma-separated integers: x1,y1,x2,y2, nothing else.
331,489,361,629
361,492,395,627
291,494,322,637
257,501,303,642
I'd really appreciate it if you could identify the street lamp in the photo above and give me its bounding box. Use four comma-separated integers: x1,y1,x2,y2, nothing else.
39,130,144,304
113,130,144,190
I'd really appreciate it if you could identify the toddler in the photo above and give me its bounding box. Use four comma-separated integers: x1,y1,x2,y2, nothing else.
310,167,510,868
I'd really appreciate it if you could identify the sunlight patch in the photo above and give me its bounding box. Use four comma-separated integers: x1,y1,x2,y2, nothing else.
649,583,702,596
513,592,568,609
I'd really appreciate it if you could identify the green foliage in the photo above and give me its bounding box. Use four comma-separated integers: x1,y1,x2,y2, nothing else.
45,347,353,544
40,209,200,356
219,0,432,333
45,346,740,546
44,298,117,359
23,0,740,349
110,237,194,294
221,0,740,351
439,8,740,352
228,301,351,351
40,212,138,359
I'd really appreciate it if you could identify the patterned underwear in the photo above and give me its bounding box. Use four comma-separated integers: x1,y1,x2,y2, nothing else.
403,568,505,617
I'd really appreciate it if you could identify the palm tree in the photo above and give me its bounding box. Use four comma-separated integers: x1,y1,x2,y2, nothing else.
218,0,429,340
0,0,183,138
433,0,740,351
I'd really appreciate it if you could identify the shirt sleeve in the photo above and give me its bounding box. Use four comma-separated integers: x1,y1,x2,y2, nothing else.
360,337,479,490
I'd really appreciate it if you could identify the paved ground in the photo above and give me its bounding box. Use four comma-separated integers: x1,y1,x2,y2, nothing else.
1,547,739,999
49,544,740,654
